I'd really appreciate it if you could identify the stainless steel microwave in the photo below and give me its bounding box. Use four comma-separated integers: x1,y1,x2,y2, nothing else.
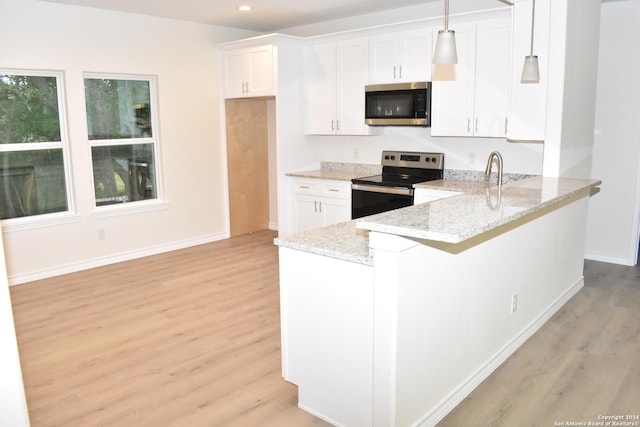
364,82,431,127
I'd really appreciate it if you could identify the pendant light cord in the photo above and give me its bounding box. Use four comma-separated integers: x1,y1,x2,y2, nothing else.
529,0,536,55
444,0,450,31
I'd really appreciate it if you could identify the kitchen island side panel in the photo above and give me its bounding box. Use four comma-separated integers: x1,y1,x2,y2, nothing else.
368,196,590,427
278,247,375,427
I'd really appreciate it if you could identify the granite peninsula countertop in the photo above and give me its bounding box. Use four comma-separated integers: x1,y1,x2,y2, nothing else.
275,176,601,265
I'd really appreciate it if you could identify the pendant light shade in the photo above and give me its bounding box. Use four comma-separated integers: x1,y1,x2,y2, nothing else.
521,55,540,83
521,0,540,83
433,0,457,65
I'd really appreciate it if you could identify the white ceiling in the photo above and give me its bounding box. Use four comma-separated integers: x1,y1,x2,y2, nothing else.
40,0,443,32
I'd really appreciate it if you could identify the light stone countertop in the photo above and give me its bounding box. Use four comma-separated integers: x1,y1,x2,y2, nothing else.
286,161,381,181
358,176,601,244
274,220,372,266
275,176,601,263
286,169,372,182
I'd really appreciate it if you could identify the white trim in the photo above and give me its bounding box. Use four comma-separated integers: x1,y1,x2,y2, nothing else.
584,252,636,267
8,230,230,286
92,200,170,219
1,213,80,233
82,72,165,210
631,145,640,266
416,277,584,427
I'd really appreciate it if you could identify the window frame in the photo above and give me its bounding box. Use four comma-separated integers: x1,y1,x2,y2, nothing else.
83,72,166,217
0,68,77,232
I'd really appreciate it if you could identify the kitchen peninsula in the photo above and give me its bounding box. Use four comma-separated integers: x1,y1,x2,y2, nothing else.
275,176,601,427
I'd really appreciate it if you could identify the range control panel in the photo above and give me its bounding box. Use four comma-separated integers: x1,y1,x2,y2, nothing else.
381,151,444,170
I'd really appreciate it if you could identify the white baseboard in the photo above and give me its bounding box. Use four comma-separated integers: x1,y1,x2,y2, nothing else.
9,231,230,286
417,277,585,427
584,251,636,266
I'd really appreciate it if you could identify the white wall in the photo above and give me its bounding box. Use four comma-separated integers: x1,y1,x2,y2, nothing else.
0,228,29,426
585,0,640,265
0,0,258,283
542,0,601,178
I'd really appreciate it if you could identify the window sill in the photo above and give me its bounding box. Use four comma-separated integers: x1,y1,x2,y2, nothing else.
92,200,171,219
1,213,81,233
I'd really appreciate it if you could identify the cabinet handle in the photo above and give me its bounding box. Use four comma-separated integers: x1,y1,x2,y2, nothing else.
318,201,322,213
467,118,471,133
504,117,508,135
399,65,403,79
336,120,340,131
475,118,479,133
299,185,309,189
314,200,318,212
393,66,397,79
331,120,334,131
328,188,339,192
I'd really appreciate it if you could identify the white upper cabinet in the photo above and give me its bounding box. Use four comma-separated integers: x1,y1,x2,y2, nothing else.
431,17,512,137
369,28,432,84
305,38,379,135
222,44,275,99
507,0,549,141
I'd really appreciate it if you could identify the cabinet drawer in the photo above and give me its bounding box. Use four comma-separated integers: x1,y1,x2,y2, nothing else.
294,179,351,199
322,182,351,199
293,180,322,194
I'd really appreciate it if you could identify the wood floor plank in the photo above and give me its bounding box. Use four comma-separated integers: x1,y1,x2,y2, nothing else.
10,230,330,427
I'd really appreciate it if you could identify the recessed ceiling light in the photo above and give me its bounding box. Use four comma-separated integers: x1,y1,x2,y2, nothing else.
238,5,252,12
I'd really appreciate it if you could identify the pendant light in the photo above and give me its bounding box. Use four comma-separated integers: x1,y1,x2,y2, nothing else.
433,0,457,64
521,0,540,83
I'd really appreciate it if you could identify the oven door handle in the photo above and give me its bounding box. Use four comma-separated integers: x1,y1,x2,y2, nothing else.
352,184,414,196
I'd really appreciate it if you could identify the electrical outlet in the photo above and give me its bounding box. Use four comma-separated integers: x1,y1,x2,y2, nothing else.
97,228,106,240
511,293,518,314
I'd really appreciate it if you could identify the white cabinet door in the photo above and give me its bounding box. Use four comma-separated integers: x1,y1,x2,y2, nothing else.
507,0,549,141
475,19,512,137
431,22,476,137
321,198,351,226
294,195,325,232
305,42,337,134
292,179,351,233
222,45,275,99
369,35,399,84
247,45,275,96
336,38,371,135
431,18,511,138
369,29,432,84
399,28,432,82
306,39,377,135
224,49,249,99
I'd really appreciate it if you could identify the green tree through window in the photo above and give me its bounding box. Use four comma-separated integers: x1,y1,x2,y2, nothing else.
0,71,69,220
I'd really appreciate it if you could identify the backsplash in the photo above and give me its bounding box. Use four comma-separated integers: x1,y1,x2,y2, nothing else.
445,169,536,184
321,162,381,175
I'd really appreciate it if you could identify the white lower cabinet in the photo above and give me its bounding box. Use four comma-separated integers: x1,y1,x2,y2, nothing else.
293,179,351,232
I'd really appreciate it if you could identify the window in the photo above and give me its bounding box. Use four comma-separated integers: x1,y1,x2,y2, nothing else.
84,74,160,207
0,70,70,220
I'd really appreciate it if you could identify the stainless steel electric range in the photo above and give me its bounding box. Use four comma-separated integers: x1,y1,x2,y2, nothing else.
351,150,444,219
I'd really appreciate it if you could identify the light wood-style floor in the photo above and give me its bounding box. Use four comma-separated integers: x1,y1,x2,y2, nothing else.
9,230,640,426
